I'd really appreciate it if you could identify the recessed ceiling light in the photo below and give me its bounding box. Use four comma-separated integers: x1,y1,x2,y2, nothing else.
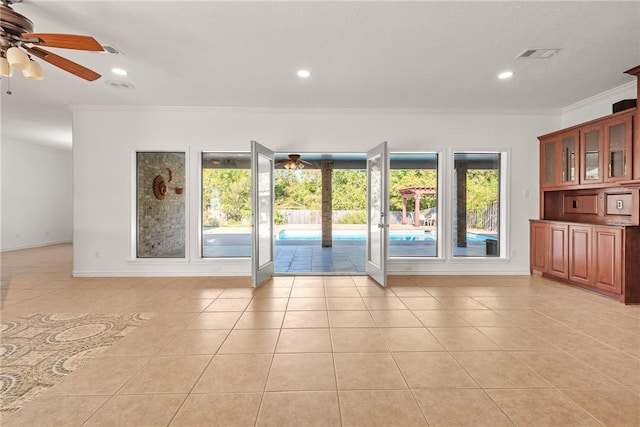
498,70,514,79
297,69,311,78
111,67,128,76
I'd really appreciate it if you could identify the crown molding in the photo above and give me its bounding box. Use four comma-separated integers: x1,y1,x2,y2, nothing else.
68,104,559,116
561,81,636,115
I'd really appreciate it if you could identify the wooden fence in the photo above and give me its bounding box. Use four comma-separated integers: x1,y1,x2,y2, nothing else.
466,202,499,231
278,210,357,224
279,204,498,230
279,210,414,225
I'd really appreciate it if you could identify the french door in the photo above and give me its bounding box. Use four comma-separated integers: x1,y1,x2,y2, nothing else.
251,141,275,287
366,142,389,286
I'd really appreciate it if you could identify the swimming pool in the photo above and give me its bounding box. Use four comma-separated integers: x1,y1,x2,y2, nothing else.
276,229,495,242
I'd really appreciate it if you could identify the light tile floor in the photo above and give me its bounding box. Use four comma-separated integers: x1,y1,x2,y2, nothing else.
1,244,640,426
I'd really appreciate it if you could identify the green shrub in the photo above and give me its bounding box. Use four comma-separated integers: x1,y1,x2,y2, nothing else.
202,211,220,227
275,211,287,225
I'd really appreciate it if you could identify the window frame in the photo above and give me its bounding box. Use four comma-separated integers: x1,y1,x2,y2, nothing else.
388,151,442,259
130,149,189,261
447,150,509,260
200,151,253,259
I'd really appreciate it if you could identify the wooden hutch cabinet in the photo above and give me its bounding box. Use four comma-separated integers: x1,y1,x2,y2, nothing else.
530,66,640,304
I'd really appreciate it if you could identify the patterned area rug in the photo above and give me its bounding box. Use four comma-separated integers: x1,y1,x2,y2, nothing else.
0,313,152,412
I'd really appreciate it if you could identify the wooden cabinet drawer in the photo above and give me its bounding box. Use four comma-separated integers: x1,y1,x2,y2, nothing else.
563,194,598,215
606,193,633,216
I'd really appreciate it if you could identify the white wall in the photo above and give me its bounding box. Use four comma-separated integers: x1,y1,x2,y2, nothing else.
72,107,559,276
1,138,73,251
561,81,636,128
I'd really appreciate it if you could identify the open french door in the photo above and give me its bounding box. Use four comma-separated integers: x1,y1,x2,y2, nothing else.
366,141,389,286
251,140,275,288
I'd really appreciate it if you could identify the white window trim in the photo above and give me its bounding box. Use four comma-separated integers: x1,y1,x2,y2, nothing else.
445,149,510,261
128,148,191,262
388,151,444,260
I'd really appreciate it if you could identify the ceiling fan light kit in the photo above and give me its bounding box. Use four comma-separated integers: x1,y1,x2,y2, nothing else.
284,161,304,170
0,55,12,76
6,45,28,69
277,154,315,170
1,0,104,85
23,59,43,80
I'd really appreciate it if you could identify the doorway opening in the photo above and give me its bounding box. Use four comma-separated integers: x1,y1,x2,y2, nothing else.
273,153,367,274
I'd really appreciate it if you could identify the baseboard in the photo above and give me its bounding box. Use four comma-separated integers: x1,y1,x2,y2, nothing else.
1,240,72,253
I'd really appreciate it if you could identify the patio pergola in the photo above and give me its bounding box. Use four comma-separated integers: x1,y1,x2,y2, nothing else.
398,186,436,227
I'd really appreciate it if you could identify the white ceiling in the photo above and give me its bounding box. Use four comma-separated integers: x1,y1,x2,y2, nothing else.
1,0,639,150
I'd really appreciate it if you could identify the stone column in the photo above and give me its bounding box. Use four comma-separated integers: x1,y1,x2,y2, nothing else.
321,161,333,247
414,195,421,227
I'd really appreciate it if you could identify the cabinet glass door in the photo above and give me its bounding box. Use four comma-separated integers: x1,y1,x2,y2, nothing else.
607,121,628,180
561,134,577,184
581,128,602,183
542,140,557,186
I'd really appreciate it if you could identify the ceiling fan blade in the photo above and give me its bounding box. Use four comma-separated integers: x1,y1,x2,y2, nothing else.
22,33,104,51
24,46,101,81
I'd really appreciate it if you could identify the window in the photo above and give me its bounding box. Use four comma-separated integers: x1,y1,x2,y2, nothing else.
136,152,186,258
201,152,252,258
453,153,500,257
389,153,438,257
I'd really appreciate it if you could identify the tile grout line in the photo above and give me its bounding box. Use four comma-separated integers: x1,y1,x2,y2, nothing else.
252,278,294,427
325,278,345,427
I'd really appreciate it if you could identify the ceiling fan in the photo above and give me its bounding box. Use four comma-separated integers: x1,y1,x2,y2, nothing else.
0,0,104,81
276,154,315,170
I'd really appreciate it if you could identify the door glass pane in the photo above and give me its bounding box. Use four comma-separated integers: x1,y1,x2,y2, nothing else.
201,153,251,258
257,153,273,267
389,153,438,257
544,142,556,184
453,153,500,257
368,155,382,267
608,122,626,178
562,135,576,183
136,152,186,258
583,130,600,181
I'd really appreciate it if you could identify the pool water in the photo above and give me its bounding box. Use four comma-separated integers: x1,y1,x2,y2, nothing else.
277,229,495,242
